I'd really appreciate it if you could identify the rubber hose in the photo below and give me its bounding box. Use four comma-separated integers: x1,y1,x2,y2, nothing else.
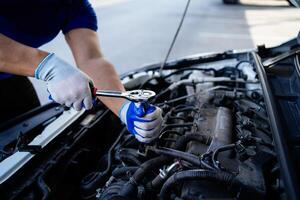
112,167,139,178
149,147,201,166
118,152,142,166
117,148,142,165
120,156,169,196
120,134,211,196
145,134,211,191
121,134,211,196
159,170,235,200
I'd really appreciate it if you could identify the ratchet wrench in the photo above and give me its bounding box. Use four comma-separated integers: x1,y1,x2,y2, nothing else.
91,87,156,102
49,85,156,115
91,87,156,116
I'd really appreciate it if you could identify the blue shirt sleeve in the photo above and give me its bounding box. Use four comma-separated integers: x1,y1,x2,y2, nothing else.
62,0,98,34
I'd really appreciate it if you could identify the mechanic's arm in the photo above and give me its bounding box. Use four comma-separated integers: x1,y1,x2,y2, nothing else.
65,29,125,116
65,29,163,143
0,33,95,111
0,33,48,76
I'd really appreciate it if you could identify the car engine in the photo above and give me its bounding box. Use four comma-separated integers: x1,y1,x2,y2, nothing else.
0,52,284,200
79,58,278,200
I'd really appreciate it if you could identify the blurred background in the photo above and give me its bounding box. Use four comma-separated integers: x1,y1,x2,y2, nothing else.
32,0,300,104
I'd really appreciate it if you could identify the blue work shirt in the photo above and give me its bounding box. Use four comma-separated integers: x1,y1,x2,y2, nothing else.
0,0,98,79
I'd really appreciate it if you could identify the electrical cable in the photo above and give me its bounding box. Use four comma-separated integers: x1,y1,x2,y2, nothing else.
235,60,251,69
37,176,50,200
159,169,235,200
159,130,183,140
80,128,126,196
212,143,236,170
156,93,197,106
159,0,192,75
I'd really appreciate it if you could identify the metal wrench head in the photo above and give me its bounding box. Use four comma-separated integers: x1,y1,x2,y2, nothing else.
123,90,156,102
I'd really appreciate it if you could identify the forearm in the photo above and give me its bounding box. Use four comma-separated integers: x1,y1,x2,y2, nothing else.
65,29,126,115
0,34,48,76
79,57,126,115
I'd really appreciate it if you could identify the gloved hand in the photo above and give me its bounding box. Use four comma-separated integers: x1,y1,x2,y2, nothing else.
35,53,93,111
119,101,163,143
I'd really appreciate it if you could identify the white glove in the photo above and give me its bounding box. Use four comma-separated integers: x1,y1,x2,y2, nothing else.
35,53,93,111
119,101,163,143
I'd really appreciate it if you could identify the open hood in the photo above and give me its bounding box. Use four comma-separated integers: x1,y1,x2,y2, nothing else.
0,36,299,200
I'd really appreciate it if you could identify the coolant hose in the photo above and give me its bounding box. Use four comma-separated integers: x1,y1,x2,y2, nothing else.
117,149,142,165
112,167,139,178
120,134,211,197
119,154,141,165
159,169,235,200
120,156,169,196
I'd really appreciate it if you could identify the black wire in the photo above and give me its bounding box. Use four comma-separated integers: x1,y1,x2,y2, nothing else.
199,152,216,171
159,0,192,75
159,130,183,139
139,76,158,89
151,88,170,103
102,128,127,175
235,60,251,69
156,93,197,106
212,143,236,170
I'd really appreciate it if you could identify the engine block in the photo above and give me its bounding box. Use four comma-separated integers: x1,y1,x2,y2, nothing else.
79,60,277,200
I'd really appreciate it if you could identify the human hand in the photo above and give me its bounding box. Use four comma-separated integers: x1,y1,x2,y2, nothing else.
119,101,163,143
35,53,93,111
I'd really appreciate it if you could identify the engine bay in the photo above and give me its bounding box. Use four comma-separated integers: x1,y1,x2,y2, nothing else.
0,52,284,200
89,56,278,200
